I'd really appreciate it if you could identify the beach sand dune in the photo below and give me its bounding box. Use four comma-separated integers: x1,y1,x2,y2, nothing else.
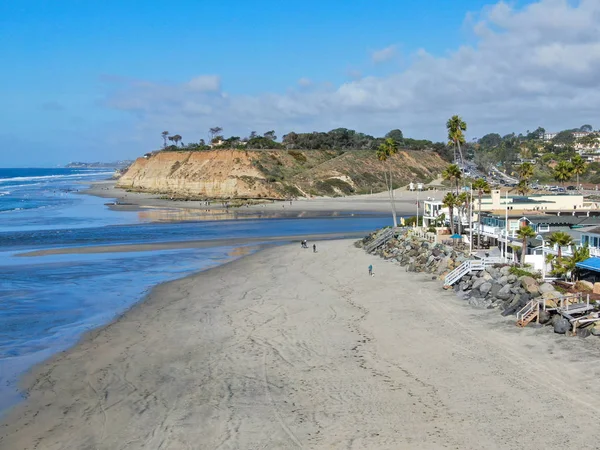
2,240,600,449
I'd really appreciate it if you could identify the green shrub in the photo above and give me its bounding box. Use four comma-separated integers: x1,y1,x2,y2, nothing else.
508,266,542,280
320,178,354,195
288,150,307,163
282,184,302,197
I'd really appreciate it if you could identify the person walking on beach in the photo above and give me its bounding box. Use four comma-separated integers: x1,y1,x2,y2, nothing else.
313,244,317,253
368,264,373,276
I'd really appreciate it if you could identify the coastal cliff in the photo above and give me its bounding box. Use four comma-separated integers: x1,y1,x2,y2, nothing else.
117,149,448,199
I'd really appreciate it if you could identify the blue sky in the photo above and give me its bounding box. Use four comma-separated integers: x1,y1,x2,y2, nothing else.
1,0,598,166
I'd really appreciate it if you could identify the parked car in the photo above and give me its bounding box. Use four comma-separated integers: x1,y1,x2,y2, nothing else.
557,187,566,193
567,185,577,191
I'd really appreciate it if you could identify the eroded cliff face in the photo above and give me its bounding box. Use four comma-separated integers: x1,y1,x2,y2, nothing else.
117,148,449,199
117,150,280,198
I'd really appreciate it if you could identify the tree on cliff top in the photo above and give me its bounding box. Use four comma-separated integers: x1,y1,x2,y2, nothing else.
209,127,223,143
161,131,169,148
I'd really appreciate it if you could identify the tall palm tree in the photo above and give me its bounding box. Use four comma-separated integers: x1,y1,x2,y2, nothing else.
376,138,399,227
456,192,469,235
446,115,467,165
442,192,458,235
570,155,587,189
473,178,490,249
518,162,534,190
516,225,536,267
548,231,574,259
161,131,169,148
553,161,573,187
443,164,462,194
516,180,529,196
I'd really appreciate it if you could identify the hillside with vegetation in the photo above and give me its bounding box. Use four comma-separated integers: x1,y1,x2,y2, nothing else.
472,124,600,185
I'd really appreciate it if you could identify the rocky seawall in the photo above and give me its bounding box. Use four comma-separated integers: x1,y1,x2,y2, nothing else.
358,229,600,337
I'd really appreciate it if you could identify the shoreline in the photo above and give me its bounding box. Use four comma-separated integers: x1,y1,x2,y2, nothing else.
15,231,369,257
82,180,446,219
2,239,600,448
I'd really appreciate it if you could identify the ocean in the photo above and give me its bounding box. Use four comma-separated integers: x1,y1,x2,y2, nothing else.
0,168,391,413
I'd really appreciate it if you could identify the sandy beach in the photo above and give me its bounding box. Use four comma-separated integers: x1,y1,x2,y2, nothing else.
2,239,600,449
84,180,447,218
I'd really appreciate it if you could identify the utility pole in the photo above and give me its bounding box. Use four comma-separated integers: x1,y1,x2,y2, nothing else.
504,190,509,263
416,188,420,228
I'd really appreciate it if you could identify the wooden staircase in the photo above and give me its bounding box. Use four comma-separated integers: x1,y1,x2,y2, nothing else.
443,257,503,286
364,228,396,253
516,299,540,327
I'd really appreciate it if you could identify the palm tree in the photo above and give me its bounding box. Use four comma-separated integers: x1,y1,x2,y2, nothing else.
548,231,574,259
472,178,490,248
442,192,458,235
161,131,169,148
456,192,469,235
518,162,534,191
376,138,399,227
446,115,467,165
443,164,462,194
553,161,573,187
516,180,529,195
571,155,587,190
516,225,536,267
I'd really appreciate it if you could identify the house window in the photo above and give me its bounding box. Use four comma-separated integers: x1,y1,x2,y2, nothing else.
582,235,589,246
509,221,520,231
538,224,549,232
594,237,599,248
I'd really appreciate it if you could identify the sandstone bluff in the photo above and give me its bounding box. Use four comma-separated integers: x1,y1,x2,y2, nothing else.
117,149,447,199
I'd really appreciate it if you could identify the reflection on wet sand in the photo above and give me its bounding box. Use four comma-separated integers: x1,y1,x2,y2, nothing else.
132,206,355,222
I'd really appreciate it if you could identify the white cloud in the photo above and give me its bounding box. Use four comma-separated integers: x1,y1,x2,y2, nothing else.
371,45,397,63
298,77,312,87
103,0,600,147
186,75,221,92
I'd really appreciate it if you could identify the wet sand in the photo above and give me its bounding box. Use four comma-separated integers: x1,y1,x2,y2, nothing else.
16,232,366,257
2,240,600,449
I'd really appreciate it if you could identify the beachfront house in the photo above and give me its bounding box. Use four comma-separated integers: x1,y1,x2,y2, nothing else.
422,199,444,227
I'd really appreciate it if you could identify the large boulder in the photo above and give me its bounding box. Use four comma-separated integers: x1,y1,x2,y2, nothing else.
496,284,512,300
577,327,591,338
486,266,500,279
594,283,600,295
500,266,511,276
521,276,539,295
553,317,571,334
538,309,551,324
575,280,594,292
590,322,600,336
498,275,508,285
472,278,486,291
479,282,492,296
541,290,561,298
538,283,555,294
507,274,517,283
490,283,503,298
481,271,493,281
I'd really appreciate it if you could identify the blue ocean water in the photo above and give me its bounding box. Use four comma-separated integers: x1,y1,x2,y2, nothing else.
0,168,391,413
